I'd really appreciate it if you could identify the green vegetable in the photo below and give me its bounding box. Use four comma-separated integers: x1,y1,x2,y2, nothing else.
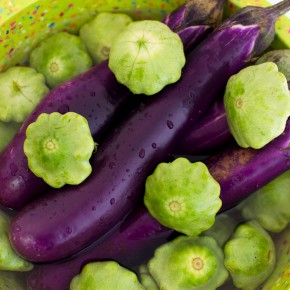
23,112,95,188
0,121,20,153
108,20,185,95
224,220,276,290
30,32,93,88
79,12,133,64
144,158,221,236
148,235,228,290
255,49,290,82
0,66,49,123
224,62,290,149
70,261,145,290
202,212,240,247
0,210,33,272
240,170,290,233
138,265,159,290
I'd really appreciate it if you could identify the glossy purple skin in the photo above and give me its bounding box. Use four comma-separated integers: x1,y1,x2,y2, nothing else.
178,25,212,53
9,25,260,263
0,61,135,209
205,119,290,211
26,206,173,290
175,98,233,155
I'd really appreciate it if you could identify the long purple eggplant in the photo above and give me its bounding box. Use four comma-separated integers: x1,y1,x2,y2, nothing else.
10,1,290,263
26,205,173,290
174,97,233,155
0,1,223,210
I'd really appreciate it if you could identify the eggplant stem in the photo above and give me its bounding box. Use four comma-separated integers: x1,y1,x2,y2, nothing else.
267,0,290,18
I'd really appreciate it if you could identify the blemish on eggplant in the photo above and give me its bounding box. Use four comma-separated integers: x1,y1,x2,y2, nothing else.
208,146,256,181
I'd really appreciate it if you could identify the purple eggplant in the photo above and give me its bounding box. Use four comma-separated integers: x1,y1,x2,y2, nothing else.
178,26,212,53
164,0,227,52
204,118,290,211
174,97,233,155
0,2,223,210
26,205,173,290
10,1,290,263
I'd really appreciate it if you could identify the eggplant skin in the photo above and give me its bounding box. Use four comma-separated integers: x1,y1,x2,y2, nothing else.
26,206,173,290
174,98,233,155
9,24,260,263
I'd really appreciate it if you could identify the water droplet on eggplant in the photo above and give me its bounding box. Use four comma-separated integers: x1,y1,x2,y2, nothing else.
167,120,174,129
139,148,145,158
14,225,21,232
9,163,18,176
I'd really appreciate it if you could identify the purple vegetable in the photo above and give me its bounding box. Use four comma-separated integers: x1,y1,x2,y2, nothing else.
178,26,212,53
26,206,173,290
0,2,222,210
174,97,233,155
9,20,261,262
164,0,227,52
205,118,290,211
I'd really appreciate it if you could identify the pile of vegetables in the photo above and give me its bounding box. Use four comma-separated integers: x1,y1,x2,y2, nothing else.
0,0,290,289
